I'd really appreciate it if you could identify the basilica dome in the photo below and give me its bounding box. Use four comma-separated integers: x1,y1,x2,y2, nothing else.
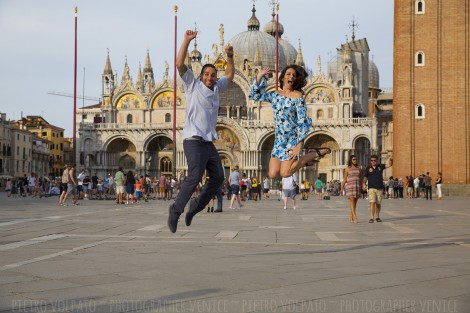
369,59,380,89
263,11,297,66
228,5,287,71
263,13,284,36
280,39,297,65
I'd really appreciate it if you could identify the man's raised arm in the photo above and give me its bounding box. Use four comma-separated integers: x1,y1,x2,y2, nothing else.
176,30,197,77
224,44,235,82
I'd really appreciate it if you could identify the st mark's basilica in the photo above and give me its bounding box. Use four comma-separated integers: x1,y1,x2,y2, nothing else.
76,4,384,184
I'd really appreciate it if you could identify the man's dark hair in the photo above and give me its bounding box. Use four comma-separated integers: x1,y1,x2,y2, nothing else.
199,64,217,77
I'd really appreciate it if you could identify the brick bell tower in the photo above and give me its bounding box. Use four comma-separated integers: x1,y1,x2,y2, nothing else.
393,0,470,192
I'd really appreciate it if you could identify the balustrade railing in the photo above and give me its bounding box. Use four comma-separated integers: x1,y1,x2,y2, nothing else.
79,117,373,131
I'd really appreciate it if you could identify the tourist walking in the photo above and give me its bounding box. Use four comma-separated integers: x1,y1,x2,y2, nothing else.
436,172,443,200
229,165,243,209
363,155,393,223
282,174,298,210
341,155,362,224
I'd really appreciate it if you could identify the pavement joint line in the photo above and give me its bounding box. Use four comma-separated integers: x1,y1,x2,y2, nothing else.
315,232,355,241
0,234,67,251
0,212,98,228
384,211,407,217
100,239,362,246
436,209,470,217
383,222,420,233
215,230,239,239
137,224,165,231
0,218,39,227
0,240,107,272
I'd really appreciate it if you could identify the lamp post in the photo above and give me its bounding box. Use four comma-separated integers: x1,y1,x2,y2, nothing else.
73,7,78,164
172,5,178,179
275,1,279,91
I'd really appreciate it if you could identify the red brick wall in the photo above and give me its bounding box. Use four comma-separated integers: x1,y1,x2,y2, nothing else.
393,0,470,183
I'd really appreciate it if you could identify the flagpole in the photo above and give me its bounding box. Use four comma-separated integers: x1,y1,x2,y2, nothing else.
73,7,78,165
172,5,178,179
275,2,279,91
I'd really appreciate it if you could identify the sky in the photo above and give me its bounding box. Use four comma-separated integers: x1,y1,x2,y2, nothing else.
0,0,393,137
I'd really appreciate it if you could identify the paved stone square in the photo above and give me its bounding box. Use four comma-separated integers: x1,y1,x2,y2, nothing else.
0,194,469,313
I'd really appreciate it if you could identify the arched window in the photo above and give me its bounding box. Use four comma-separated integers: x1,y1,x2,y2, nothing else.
126,114,132,123
415,103,425,119
415,0,425,14
317,109,324,119
415,51,425,66
165,113,171,123
160,157,172,174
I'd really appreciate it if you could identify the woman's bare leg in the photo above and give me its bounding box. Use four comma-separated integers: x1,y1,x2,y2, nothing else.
279,148,331,178
269,157,282,179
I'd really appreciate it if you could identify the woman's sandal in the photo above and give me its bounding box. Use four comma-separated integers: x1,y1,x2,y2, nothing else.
309,147,332,158
304,148,332,166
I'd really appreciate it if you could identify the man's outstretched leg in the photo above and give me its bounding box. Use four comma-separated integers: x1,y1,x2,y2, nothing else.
185,143,224,227
168,141,207,233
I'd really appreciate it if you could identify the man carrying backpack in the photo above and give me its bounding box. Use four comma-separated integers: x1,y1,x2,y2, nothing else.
251,172,259,201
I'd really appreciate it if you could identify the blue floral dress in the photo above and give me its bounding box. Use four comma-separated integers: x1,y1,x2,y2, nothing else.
250,77,312,161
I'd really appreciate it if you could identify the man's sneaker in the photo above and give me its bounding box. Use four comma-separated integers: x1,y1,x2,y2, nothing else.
167,205,180,233
185,198,198,227
213,208,223,213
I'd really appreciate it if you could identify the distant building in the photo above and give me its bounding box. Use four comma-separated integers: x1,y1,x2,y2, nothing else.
0,113,51,180
10,126,33,178
31,136,51,178
13,116,65,177
0,113,12,176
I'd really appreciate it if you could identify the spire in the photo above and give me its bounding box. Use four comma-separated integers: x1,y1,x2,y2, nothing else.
247,3,260,31
254,43,262,66
190,39,202,62
103,49,113,75
137,62,143,86
219,24,225,50
143,49,153,73
263,5,284,37
317,55,322,73
295,39,305,67
349,16,359,42
121,56,132,83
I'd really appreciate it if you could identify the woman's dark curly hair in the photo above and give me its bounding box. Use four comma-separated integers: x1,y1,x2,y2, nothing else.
279,64,308,92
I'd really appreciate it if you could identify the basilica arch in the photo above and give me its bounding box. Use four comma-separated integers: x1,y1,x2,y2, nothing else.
258,132,275,180
144,134,174,178
304,133,340,183
352,136,372,167
106,137,137,173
